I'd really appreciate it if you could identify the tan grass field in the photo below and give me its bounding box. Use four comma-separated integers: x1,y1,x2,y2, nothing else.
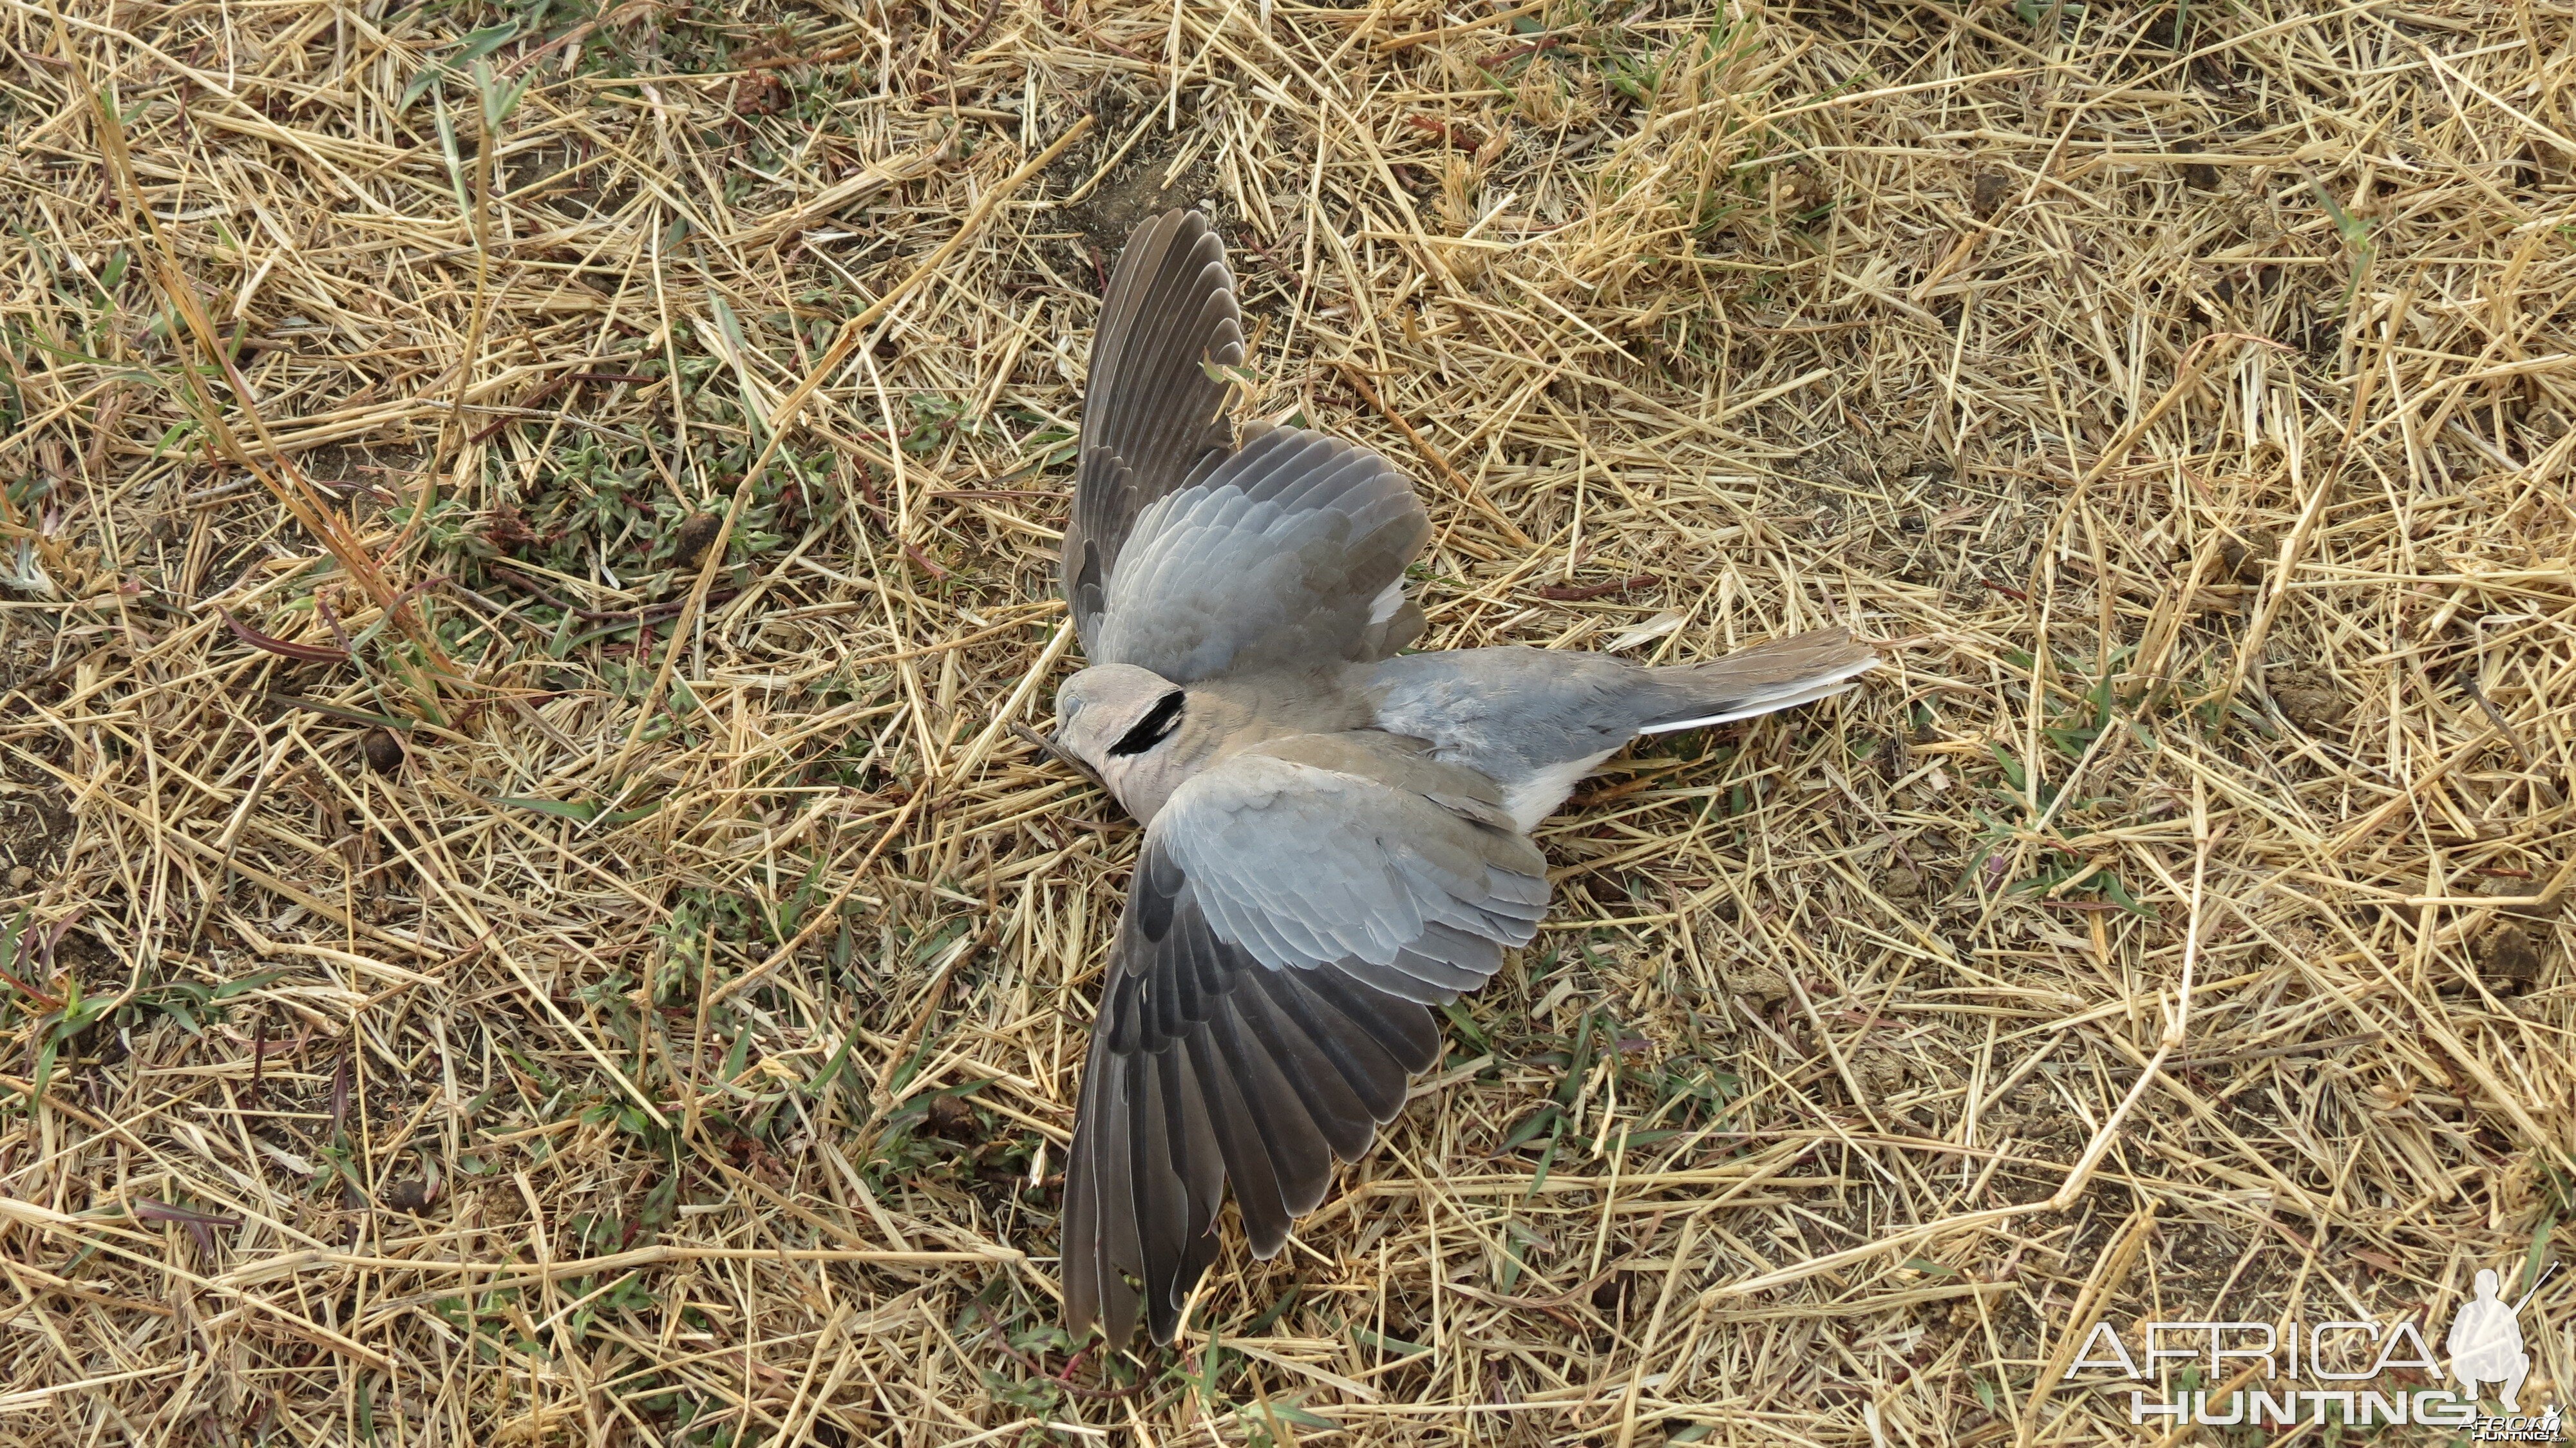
2,0,2572,1441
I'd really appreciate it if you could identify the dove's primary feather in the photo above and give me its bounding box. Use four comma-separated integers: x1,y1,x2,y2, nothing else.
1054,211,1880,1345
1063,211,1244,658
1061,732,1540,1344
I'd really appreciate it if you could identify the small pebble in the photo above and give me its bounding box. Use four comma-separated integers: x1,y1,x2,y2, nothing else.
362,729,405,776
2480,876,2560,920
2219,528,2277,582
1722,958,1790,1006
2272,671,2349,730
1856,1047,1913,1097
2177,142,2222,191
925,1095,976,1139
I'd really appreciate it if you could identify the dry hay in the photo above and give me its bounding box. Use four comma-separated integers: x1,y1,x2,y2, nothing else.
1,0,2572,1441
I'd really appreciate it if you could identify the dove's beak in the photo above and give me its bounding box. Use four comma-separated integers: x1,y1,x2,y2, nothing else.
1011,722,1103,784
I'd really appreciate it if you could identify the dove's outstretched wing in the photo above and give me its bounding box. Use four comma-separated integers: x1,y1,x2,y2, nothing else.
1065,211,1429,681
1063,210,1243,651
1061,733,1547,1344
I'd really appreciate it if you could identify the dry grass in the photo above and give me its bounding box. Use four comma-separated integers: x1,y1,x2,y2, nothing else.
2,0,2572,1441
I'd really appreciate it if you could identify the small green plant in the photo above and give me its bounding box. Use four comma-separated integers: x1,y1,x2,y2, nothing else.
2313,178,2376,311
430,1288,527,1366
399,21,532,115
2014,0,2088,32
902,392,970,455
650,888,763,1003
122,967,291,1037
1960,653,2154,915
28,978,111,1101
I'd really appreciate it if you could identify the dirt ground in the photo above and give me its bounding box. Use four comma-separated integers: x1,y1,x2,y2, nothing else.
0,0,2570,1442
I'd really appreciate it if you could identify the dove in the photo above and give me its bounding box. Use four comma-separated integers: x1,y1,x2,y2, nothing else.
1048,211,1877,1344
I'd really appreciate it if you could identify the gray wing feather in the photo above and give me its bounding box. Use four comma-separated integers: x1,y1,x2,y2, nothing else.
1153,733,1545,976
1093,426,1433,681
1065,211,1245,656
1061,732,1540,1345
1063,861,1447,1344
1066,212,1430,680
1365,627,1879,782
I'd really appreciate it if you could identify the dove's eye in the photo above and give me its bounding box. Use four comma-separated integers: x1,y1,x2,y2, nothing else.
1109,691,1186,756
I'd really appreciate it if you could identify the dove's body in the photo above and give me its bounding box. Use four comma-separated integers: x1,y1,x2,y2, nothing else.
1051,213,1878,1344
1072,640,1873,829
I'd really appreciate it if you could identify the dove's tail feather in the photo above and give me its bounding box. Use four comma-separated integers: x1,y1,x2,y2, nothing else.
1634,627,1881,734
1363,627,1880,832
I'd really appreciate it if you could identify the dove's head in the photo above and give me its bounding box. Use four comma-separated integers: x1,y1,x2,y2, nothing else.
1052,663,1191,817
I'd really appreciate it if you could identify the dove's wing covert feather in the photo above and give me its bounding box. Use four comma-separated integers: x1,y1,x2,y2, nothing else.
1094,427,1432,681
1061,733,1547,1344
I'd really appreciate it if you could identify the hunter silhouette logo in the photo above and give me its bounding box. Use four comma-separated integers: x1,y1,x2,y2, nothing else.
2450,1268,2537,1411
2069,1260,2561,1434
2452,1264,2562,1445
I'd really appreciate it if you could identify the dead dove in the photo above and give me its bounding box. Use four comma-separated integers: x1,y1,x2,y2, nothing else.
1048,211,1876,1344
